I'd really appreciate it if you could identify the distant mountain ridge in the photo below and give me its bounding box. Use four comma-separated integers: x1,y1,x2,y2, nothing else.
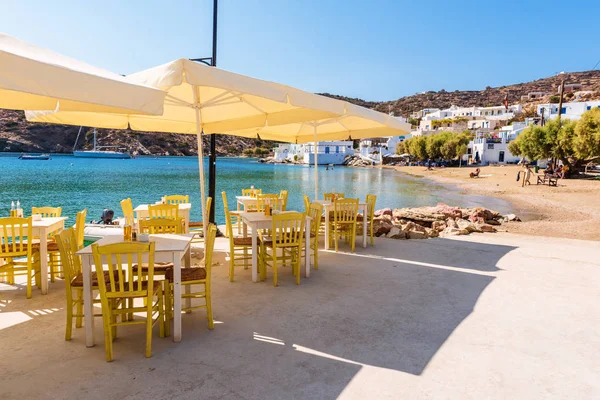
2,70,600,155
320,70,600,117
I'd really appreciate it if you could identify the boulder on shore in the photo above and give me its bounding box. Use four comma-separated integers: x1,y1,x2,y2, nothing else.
371,203,511,241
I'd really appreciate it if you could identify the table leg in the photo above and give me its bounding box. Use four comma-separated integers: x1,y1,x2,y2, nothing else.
184,247,191,311
39,229,48,294
82,254,95,347
251,225,258,283
304,219,310,278
362,205,367,248
183,210,190,233
324,206,330,250
173,251,182,342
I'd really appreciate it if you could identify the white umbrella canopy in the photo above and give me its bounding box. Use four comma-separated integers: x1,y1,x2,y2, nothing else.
218,102,412,198
0,32,165,115
26,58,347,227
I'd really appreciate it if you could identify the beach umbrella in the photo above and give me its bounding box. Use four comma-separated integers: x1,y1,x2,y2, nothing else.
0,32,165,115
26,58,346,227
219,103,412,199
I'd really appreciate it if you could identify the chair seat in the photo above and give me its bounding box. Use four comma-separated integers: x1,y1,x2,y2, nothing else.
309,232,317,238
165,267,206,282
132,262,175,272
233,237,253,246
188,221,204,228
70,270,120,287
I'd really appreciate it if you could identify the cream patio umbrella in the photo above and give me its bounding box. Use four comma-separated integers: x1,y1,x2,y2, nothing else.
0,32,165,115
218,102,412,199
26,58,346,227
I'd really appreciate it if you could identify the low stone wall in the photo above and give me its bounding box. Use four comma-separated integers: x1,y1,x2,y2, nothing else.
372,204,520,240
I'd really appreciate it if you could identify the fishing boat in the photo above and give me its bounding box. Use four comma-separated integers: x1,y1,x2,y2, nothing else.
73,127,131,159
18,153,51,160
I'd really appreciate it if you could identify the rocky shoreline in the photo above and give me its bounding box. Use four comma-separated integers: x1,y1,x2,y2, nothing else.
371,203,520,240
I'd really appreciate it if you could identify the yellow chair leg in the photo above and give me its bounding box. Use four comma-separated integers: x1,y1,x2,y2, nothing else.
295,248,301,285
65,289,73,340
164,282,171,337
206,283,214,330
49,254,55,282
75,290,83,328
145,296,153,358
272,253,278,287
314,242,319,270
158,290,165,338
103,311,113,362
229,250,235,282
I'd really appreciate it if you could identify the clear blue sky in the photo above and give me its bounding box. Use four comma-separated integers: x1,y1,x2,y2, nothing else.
2,0,598,101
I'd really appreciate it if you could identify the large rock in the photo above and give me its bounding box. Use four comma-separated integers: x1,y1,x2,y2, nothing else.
408,230,428,239
388,227,408,239
503,213,521,222
374,208,392,217
393,208,446,223
432,220,447,232
478,224,497,233
441,227,469,236
457,219,482,233
446,218,459,229
375,222,393,236
425,227,439,238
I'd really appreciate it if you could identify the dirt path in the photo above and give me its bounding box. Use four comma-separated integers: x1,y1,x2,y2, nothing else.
390,165,600,241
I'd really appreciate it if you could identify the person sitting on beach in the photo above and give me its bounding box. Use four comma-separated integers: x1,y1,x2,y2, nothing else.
554,166,564,178
469,168,481,178
544,164,554,177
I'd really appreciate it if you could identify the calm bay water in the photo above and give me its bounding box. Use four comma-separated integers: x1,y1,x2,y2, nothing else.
0,154,512,225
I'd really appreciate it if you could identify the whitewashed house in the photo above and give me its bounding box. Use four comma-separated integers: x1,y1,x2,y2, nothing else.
465,122,528,165
273,141,354,165
537,101,600,121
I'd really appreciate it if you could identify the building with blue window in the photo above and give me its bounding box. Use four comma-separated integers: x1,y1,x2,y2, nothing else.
537,101,600,121
273,141,354,165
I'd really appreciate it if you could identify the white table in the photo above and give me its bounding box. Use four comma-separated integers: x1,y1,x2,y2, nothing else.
76,233,193,347
2,217,68,295
134,203,192,233
314,200,368,250
238,212,311,283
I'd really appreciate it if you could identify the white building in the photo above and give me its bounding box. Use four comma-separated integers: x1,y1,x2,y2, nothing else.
465,122,528,165
537,100,600,121
418,104,522,132
273,141,354,165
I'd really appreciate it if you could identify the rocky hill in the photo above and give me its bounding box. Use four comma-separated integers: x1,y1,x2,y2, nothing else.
0,109,270,156
322,70,600,117
2,70,600,155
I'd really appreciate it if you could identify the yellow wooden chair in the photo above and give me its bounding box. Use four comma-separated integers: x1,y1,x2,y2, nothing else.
32,206,63,282
92,241,165,361
120,198,134,221
307,203,324,270
242,188,262,198
133,218,183,279
0,217,41,298
222,192,252,282
55,226,107,340
148,203,179,219
329,198,359,252
222,191,243,234
256,194,280,212
365,194,377,246
74,209,88,249
279,190,289,211
164,223,217,336
259,211,305,286
189,197,212,242
303,195,310,213
164,195,189,205
31,206,62,218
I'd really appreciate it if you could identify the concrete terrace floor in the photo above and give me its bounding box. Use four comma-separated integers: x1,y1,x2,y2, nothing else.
1,233,599,399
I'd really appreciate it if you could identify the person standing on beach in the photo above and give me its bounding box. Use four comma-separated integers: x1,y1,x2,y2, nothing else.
522,164,532,186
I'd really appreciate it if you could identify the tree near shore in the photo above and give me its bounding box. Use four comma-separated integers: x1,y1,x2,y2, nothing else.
397,131,472,162
508,108,600,169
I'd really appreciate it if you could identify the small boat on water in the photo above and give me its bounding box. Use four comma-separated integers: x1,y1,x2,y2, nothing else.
73,127,131,159
18,153,51,160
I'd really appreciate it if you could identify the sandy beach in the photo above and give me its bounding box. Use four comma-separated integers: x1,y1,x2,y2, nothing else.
390,165,600,241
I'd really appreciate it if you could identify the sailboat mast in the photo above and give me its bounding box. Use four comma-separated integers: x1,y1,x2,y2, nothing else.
93,128,97,151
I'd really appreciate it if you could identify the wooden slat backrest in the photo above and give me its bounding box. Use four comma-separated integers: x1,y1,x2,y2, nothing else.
271,212,305,248
54,227,81,284
31,206,62,218
334,198,359,224
0,216,32,257
148,203,179,219
139,218,183,234
164,195,189,205
92,241,155,299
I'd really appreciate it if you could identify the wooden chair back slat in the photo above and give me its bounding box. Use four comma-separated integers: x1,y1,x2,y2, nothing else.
31,206,62,218
257,194,280,212
242,188,262,198
120,198,134,221
334,198,359,224
54,227,81,285
0,217,33,257
271,212,305,248
148,204,179,219
139,218,183,234
164,195,189,205
92,241,155,299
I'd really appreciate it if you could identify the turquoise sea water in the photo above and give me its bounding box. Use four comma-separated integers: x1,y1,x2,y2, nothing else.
0,154,512,225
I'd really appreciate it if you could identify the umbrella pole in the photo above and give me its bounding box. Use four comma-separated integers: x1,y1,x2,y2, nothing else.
193,87,208,230
313,125,318,200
